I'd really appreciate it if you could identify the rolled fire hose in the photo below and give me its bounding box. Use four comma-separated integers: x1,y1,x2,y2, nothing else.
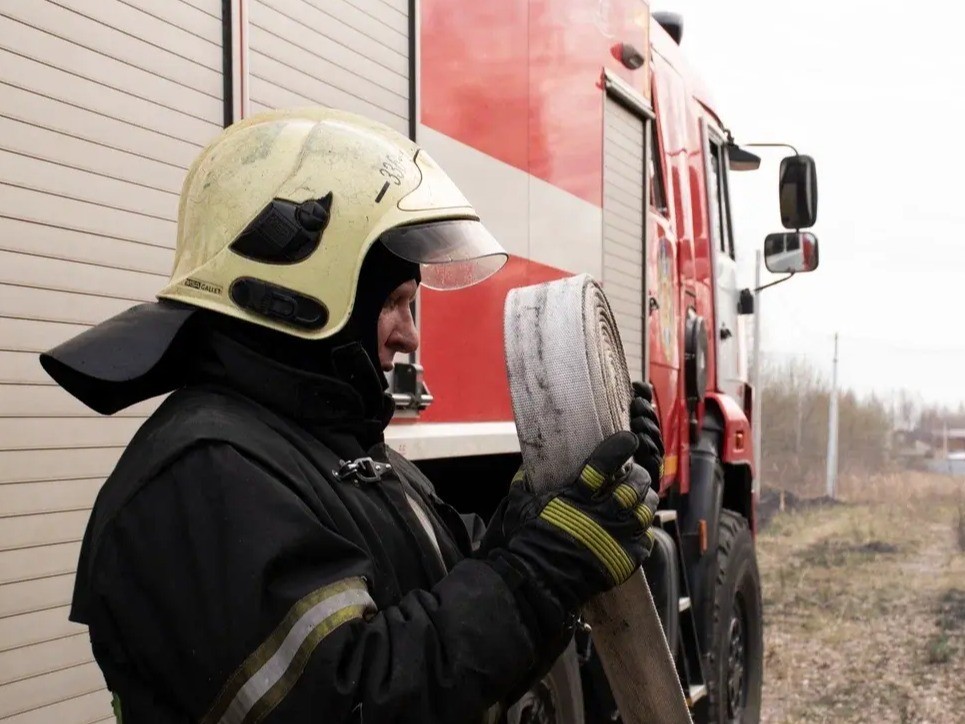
504,273,693,724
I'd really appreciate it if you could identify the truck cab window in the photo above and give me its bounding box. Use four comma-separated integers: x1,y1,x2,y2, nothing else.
707,139,735,260
649,120,669,215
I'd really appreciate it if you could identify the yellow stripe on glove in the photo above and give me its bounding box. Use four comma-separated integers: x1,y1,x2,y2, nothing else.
540,498,636,585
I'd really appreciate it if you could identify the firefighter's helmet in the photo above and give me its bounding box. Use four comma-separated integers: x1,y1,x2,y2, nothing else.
39,107,508,415
158,106,507,338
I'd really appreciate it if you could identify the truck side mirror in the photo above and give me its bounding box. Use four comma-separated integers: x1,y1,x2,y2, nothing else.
764,232,819,273
779,155,818,229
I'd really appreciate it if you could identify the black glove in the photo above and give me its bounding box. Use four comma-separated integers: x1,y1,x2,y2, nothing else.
484,432,659,625
630,381,665,488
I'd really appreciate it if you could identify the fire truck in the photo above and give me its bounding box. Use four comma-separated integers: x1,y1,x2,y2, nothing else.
385,3,819,723
0,0,818,721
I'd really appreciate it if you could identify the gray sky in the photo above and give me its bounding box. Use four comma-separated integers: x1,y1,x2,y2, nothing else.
656,0,965,409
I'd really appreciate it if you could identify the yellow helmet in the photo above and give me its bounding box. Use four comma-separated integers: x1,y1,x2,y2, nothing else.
159,106,506,338
39,107,507,414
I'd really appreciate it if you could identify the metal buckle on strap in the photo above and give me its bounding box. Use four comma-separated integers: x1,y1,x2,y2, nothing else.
337,457,392,484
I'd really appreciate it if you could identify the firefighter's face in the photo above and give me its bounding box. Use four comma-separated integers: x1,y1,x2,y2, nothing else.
377,279,420,371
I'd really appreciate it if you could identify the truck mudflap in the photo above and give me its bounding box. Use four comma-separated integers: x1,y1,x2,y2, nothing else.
703,392,753,472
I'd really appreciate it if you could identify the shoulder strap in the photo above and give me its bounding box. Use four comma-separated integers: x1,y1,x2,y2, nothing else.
381,446,438,501
380,445,477,557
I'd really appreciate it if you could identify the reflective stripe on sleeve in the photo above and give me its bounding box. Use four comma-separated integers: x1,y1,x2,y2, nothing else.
202,577,376,724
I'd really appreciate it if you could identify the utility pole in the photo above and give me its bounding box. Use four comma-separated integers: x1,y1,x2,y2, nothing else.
825,333,839,499
943,420,949,474
795,392,804,456
752,250,763,496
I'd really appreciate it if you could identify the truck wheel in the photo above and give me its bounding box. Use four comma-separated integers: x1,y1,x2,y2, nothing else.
506,639,584,724
701,509,763,724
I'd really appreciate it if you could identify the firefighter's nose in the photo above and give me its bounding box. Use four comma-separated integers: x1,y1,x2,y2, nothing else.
393,314,420,355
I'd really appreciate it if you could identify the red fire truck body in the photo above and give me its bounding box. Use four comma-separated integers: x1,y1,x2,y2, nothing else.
389,0,755,514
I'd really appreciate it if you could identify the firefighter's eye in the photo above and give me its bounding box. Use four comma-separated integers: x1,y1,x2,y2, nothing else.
384,281,417,310
383,292,405,312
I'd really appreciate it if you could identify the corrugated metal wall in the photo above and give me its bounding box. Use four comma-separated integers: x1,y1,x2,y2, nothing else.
602,97,646,382
0,1,413,719
248,0,410,134
0,0,223,712
0,1,223,719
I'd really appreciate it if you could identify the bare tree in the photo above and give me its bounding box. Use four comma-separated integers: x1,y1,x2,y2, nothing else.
758,355,892,494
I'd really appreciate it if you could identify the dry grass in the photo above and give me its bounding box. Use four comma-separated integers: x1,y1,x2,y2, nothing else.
758,471,965,723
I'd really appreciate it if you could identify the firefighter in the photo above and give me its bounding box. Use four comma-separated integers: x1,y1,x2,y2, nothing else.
40,108,665,723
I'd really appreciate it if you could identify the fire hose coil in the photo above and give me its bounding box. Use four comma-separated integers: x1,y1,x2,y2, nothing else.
503,273,692,724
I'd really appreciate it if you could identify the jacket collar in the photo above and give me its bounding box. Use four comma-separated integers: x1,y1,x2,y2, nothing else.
194,331,394,449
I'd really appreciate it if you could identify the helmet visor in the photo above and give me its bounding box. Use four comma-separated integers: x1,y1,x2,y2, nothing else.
379,219,508,290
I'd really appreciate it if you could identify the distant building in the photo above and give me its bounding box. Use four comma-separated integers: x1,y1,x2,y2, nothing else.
939,428,965,455
927,452,965,476
891,428,933,460
924,427,965,476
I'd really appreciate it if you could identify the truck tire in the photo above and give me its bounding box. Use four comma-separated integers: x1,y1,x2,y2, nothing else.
506,639,584,724
700,509,763,724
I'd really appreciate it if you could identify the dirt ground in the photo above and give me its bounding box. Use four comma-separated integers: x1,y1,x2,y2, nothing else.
756,471,965,723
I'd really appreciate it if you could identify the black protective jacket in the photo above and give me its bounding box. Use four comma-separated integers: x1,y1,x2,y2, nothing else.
69,333,564,723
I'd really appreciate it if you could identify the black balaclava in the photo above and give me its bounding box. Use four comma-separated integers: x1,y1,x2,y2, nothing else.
202,240,421,415
343,239,421,379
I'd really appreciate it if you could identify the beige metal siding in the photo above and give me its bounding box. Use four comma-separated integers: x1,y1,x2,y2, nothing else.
603,98,646,382
0,0,222,719
249,0,410,134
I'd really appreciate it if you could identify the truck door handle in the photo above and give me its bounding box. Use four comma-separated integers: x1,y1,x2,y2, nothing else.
648,296,659,314
720,324,733,340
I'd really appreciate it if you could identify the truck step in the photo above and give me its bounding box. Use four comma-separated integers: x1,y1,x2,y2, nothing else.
678,596,691,612
655,509,678,524
686,684,708,706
